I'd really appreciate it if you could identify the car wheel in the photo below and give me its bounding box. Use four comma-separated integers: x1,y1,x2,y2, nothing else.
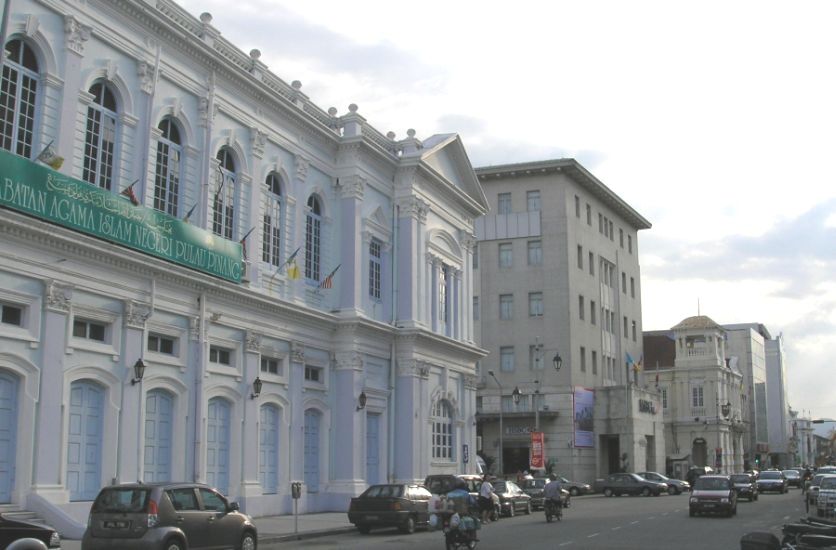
239,532,257,550
399,516,416,534
357,525,372,534
642,487,651,497
604,488,614,497
164,540,185,550
570,487,580,497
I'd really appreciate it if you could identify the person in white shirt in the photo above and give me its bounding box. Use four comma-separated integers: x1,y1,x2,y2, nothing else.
479,474,494,523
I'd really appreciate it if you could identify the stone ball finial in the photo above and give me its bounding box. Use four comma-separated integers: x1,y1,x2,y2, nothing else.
328,107,337,116
291,80,302,90
407,128,416,138
348,103,358,113
249,49,261,60
386,131,396,139
200,12,213,24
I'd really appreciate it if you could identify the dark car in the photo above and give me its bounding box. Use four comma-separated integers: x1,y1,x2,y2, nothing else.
600,473,668,497
730,473,759,502
555,475,593,497
689,475,737,517
423,474,500,521
685,466,715,486
783,469,803,488
492,480,532,516
756,470,789,494
81,482,257,550
348,484,432,534
0,514,62,549
637,471,690,495
519,478,569,510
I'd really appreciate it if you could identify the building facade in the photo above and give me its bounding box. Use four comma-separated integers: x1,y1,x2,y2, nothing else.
0,0,488,534
472,159,660,484
766,335,792,468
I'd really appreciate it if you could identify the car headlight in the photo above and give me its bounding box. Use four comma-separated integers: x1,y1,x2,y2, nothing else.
721,498,729,503
49,532,61,547
689,497,697,504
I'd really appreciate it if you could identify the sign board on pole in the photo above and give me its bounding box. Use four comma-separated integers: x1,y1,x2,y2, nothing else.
530,431,545,470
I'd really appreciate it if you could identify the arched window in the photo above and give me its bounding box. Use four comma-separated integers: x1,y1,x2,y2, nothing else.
153,117,182,216
0,39,39,157
212,148,236,239
305,195,321,281
431,399,454,461
262,173,283,266
83,81,118,190
368,238,382,300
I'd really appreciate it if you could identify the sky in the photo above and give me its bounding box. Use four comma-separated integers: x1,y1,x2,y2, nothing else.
175,0,836,422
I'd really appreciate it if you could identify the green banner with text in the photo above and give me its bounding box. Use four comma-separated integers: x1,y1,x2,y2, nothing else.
0,149,242,283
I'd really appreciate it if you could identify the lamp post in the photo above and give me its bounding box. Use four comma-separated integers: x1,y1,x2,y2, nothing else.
716,398,731,472
489,370,504,476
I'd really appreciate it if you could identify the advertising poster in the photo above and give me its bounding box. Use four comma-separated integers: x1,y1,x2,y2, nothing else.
530,431,544,469
573,387,595,448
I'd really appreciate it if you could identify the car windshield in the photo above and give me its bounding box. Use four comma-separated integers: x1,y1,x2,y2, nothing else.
730,475,750,483
91,488,151,513
695,478,729,490
362,485,404,498
821,478,836,490
760,472,782,479
494,482,507,492
525,479,545,489
783,470,799,477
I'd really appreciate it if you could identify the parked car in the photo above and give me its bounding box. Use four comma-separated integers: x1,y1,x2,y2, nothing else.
519,478,569,510
689,475,738,517
599,473,668,497
729,473,759,502
816,476,836,519
807,473,835,513
783,469,803,488
423,474,500,521
685,466,715,486
756,470,789,494
348,484,432,534
492,480,532,516
637,471,690,495
555,475,593,497
82,482,257,550
0,514,62,549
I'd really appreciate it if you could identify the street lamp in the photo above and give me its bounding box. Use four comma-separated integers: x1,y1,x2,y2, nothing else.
553,353,562,371
488,370,504,476
716,398,731,472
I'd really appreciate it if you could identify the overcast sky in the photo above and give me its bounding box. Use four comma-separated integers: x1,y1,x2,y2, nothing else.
175,0,836,422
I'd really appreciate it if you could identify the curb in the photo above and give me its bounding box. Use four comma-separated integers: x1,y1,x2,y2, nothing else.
258,526,357,544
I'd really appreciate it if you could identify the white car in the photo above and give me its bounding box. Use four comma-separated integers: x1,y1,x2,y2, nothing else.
816,476,836,519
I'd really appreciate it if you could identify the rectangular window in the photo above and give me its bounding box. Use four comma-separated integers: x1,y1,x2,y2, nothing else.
528,292,543,317
598,213,603,233
589,252,594,276
619,228,624,248
527,240,542,266
369,239,382,300
527,190,541,212
622,272,627,293
530,345,544,370
575,195,581,218
609,221,614,241
73,319,106,342
473,297,480,321
472,245,479,269
623,315,628,336
0,303,23,326
580,346,586,372
305,365,323,383
500,346,515,372
497,192,512,214
586,204,592,225
209,345,231,366
630,277,635,298
592,350,598,375
577,245,583,269
590,300,596,325
628,235,633,253
662,388,668,409
261,356,282,375
632,320,637,342
147,333,175,355
499,294,513,320
578,295,585,320
499,242,513,268
692,386,704,407
610,311,615,334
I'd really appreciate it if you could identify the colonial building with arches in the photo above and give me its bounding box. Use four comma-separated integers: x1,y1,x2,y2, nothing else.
0,0,487,534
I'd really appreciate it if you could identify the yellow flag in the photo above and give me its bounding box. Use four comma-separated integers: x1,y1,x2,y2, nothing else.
287,261,300,280
36,141,64,170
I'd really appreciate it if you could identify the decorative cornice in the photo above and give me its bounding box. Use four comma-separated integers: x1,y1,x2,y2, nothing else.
245,330,261,353
335,351,363,371
44,280,71,313
251,128,267,159
396,196,429,223
64,15,90,56
124,300,152,329
137,60,154,95
337,175,365,200
398,358,429,378
291,341,305,363
294,155,309,183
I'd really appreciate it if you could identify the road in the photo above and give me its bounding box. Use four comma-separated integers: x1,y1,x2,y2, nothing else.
263,489,809,549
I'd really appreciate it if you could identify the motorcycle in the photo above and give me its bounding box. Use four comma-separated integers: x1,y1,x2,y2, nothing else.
440,512,479,550
545,498,563,522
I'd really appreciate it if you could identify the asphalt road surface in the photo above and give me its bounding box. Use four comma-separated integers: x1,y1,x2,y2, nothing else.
264,489,809,549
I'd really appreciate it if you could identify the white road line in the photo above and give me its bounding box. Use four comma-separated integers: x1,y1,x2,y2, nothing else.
648,516,656,520
630,521,640,525
661,512,669,516
611,526,622,531
559,541,574,546
588,533,600,538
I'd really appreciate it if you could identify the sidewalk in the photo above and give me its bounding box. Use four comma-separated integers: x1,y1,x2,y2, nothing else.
59,512,355,549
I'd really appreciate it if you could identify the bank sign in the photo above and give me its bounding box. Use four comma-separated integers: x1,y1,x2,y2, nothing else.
0,150,242,283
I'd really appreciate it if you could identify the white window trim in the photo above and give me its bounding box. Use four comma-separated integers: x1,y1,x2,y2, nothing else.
303,358,329,392
67,304,120,359
207,337,241,376
259,351,289,386
145,322,187,371
0,287,41,343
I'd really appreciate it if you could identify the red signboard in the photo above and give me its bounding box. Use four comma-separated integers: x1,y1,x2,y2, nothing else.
530,431,545,470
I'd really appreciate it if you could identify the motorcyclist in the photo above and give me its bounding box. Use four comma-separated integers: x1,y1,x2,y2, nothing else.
543,473,564,514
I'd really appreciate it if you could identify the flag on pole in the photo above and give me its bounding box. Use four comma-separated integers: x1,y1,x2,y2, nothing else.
625,352,635,366
239,226,256,261
35,140,64,170
183,203,198,224
318,264,341,289
120,180,140,206
284,247,301,280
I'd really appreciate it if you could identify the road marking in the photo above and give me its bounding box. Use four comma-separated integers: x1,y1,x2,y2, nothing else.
611,526,621,531
648,516,656,520
559,541,574,546
661,512,669,516
588,533,600,538
630,521,639,525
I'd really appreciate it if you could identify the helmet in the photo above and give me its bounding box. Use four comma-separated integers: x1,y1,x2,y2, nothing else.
549,474,557,481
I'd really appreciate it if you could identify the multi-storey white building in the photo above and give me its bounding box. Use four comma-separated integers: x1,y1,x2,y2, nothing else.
472,159,660,484
0,0,488,535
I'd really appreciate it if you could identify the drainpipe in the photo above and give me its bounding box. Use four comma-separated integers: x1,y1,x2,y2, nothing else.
388,203,399,482
194,292,207,481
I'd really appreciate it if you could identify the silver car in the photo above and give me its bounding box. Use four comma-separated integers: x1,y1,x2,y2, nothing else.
82,482,257,550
